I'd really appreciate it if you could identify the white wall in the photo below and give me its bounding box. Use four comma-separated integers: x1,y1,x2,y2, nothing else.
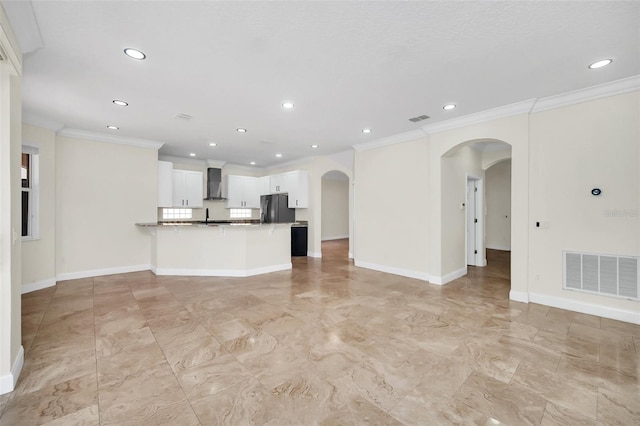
0,4,23,393
354,137,430,279
22,124,56,290
485,159,511,251
55,135,158,279
321,175,349,240
528,92,639,317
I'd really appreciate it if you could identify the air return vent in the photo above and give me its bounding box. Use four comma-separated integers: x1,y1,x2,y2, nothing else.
408,114,430,123
564,251,639,300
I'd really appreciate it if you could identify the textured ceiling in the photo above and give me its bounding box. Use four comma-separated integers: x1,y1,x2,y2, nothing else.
5,1,639,167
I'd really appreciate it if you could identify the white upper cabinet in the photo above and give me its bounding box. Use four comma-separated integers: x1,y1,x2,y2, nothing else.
158,161,173,208
269,173,288,194
172,169,203,208
225,175,262,208
285,170,309,208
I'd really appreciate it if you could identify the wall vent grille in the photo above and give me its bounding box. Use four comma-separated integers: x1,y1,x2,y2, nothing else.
563,251,639,301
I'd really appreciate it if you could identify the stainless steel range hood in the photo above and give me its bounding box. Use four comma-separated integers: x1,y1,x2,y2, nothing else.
205,168,225,200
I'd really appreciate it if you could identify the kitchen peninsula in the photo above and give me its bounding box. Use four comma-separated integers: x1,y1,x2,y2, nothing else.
137,222,292,277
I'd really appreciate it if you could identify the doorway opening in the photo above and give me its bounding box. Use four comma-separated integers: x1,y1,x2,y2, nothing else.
320,170,350,259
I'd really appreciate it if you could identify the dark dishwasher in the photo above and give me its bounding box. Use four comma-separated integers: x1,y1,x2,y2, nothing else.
291,226,308,256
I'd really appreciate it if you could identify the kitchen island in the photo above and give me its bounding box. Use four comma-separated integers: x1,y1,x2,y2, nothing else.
137,222,292,277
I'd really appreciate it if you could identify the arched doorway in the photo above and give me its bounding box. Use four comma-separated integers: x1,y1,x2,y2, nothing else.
320,170,350,259
439,139,512,288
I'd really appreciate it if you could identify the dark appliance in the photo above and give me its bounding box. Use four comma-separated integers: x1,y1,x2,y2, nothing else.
205,168,225,200
260,194,295,223
291,226,308,256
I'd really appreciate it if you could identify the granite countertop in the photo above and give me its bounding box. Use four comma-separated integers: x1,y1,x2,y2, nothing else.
136,221,307,227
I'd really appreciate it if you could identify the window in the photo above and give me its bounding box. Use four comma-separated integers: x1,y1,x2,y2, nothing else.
162,208,192,220
21,146,39,239
229,208,252,219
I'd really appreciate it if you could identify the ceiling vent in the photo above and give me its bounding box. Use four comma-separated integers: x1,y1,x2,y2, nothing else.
175,113,193,120
409,114,430,123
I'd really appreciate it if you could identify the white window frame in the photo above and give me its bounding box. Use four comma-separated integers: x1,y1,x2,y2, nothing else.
162,208,193,220
22,145,40,241
229,208,252,219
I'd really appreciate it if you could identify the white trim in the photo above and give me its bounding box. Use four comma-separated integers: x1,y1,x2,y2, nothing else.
22,112,64,132
532,75,640,113
354,260,430,282
429,266,468,285
57,128,164,150
529,292,640,325
308,251,322,258
348,251,353,259
352,129,427,152
321,235,349,241
0,4,22,74
152,263,291,277
56,264,151,282
158,154,207,167
423,99,537,135
0,345,24,395
509,290,530,303
22,277,56,294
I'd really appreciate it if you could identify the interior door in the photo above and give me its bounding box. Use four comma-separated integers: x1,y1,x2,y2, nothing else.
467,179,477,265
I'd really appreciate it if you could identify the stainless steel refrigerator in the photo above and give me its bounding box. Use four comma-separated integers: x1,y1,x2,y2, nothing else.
260,194,295,223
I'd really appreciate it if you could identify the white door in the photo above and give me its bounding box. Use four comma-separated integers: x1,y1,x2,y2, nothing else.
467,179,477,265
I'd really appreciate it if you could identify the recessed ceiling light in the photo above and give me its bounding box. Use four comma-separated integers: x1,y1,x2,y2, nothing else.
209,142,217,147
311,144,319,149
124,48,146,60
589,59,612,69
189,153,196,157
275,153,282,158
282,101,294,109
106,125,119,130
250,161,256,165
236,128,247,133
112,100,128,106
443,104,456,110
362,128,372,134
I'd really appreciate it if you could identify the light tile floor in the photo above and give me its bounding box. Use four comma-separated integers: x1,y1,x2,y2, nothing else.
1,240,638,425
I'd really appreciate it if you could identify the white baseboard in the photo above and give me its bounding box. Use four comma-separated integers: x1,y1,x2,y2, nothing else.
0,345,24,395
354,260,429,282
429,267,467,285
56,264,151,282
321,235,349,241
22,277,56,294
509,290,530,303
348,251,353,259
529,292,640,325
308,252,322,258
152,263,292,278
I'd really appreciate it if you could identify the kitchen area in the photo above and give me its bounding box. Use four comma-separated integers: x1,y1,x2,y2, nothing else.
137,160,310,277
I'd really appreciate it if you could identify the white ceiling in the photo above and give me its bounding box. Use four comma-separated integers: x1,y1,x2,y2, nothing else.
4,1,639,167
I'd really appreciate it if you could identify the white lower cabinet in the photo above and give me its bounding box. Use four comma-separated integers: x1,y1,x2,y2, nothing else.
172,169,203,208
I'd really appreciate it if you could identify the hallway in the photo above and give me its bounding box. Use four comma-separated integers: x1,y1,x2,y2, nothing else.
1,241,638,425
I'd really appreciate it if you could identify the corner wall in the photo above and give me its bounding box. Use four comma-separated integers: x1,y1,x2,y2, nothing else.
22,124,56,291
353,137,430,279
55,135,158,279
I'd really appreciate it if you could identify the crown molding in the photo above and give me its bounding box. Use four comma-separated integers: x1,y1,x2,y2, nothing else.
158,154,206,166
531,75,640,113
57,128,164,150
422,99,537,135
352,129,428,152
23,112,64,132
